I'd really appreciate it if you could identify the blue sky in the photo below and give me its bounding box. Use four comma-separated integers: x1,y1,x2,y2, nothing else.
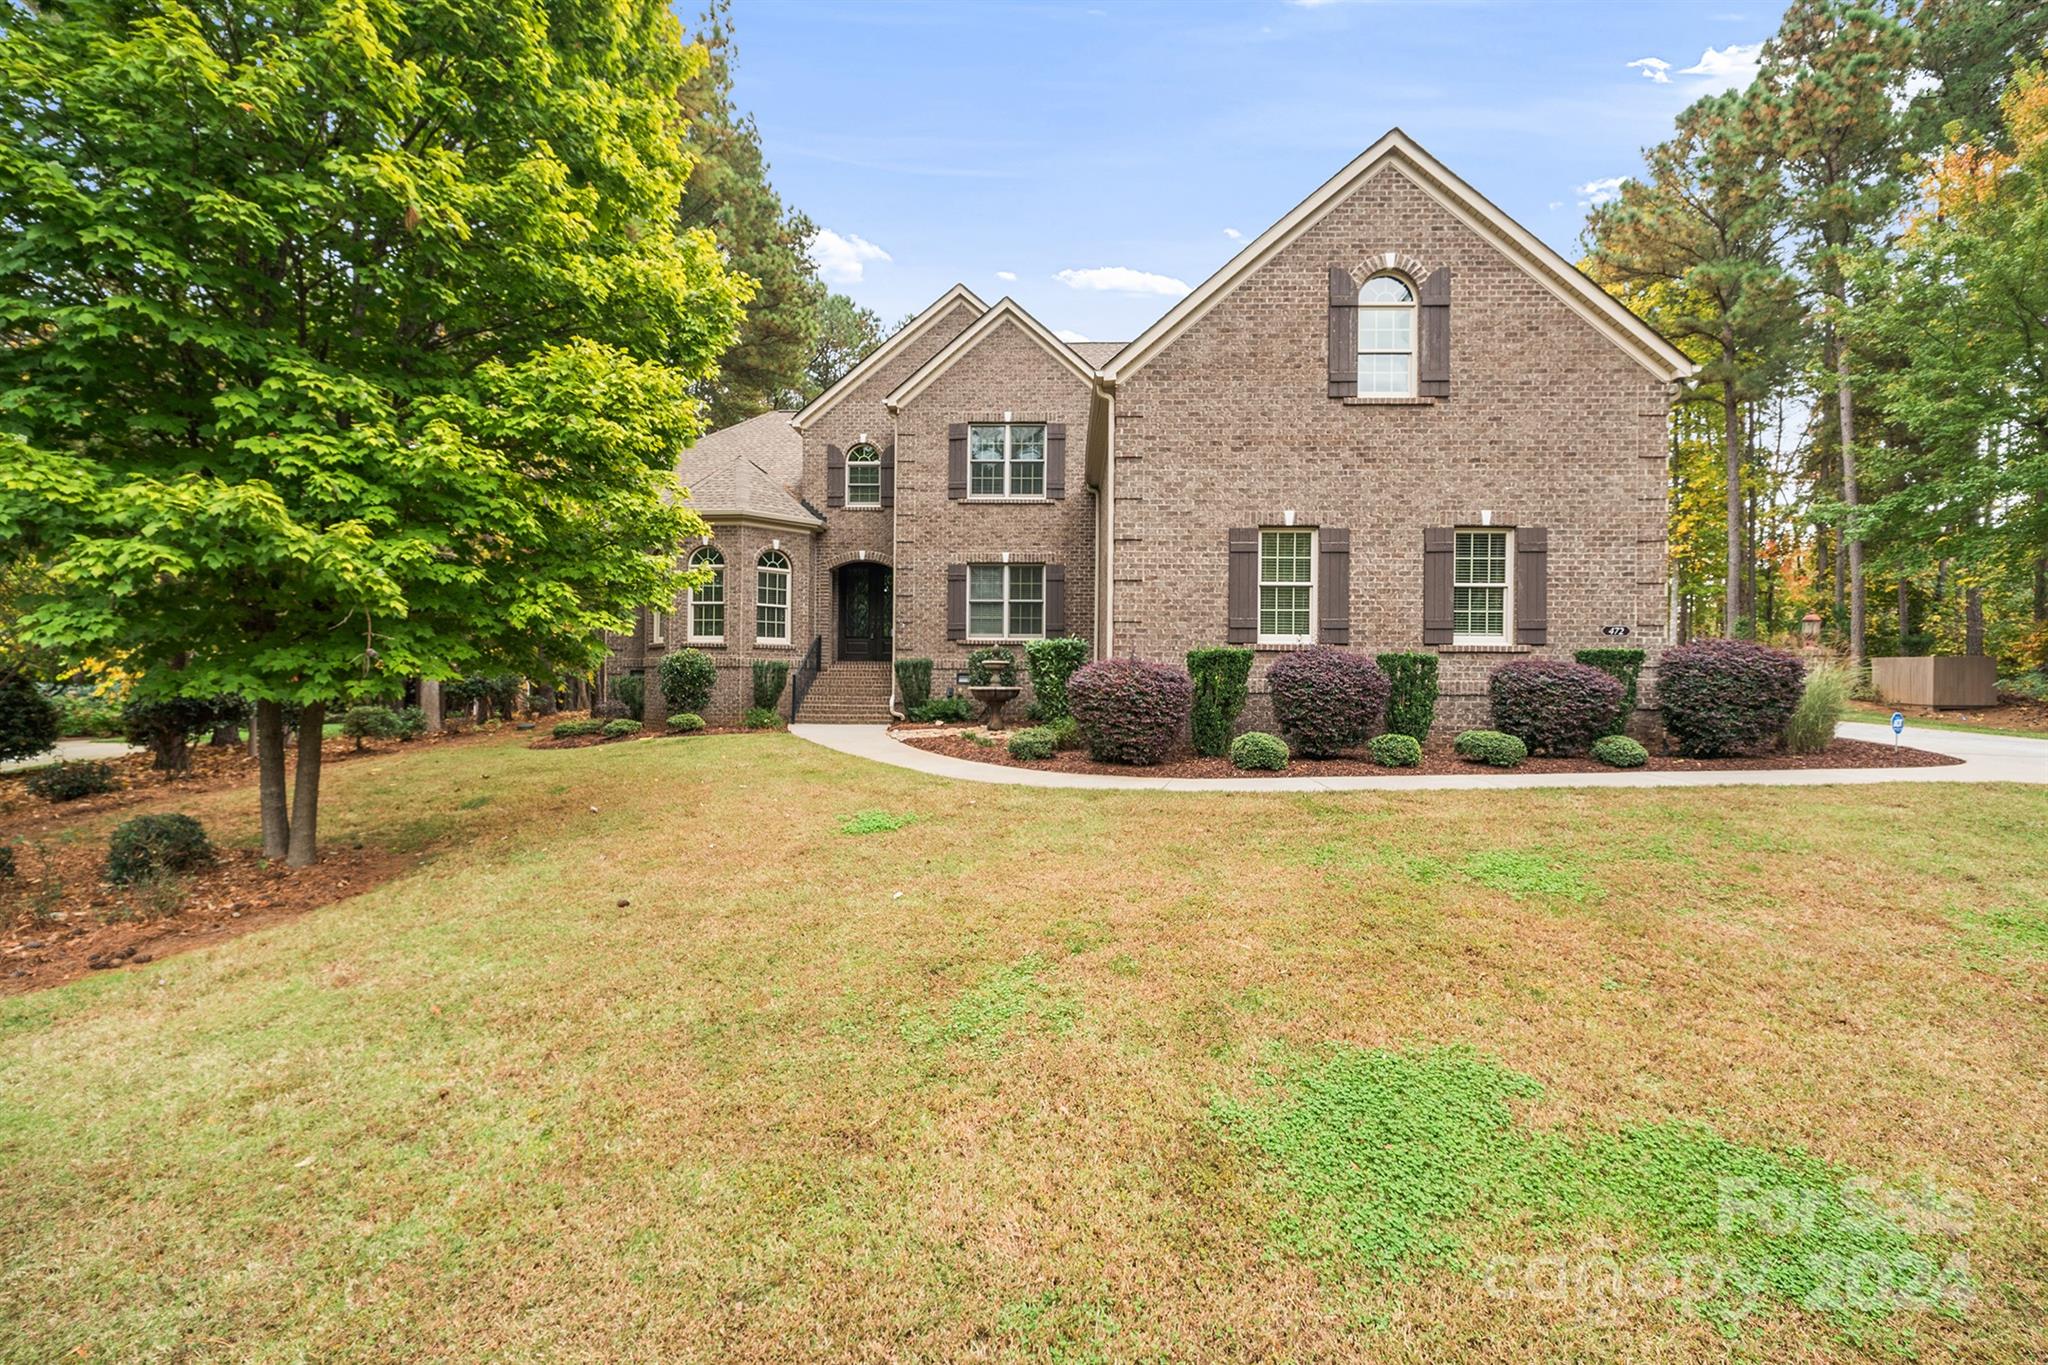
724,0,1785,344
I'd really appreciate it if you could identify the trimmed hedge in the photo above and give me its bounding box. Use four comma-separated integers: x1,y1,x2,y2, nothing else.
553,718,604,738
895,658,934,712
1573,647,1646,736
106,813,212,885
600,718,643,739
1488,658,1624,756
1007,726,1058,760
1186,646,1253,756
1267,647,1389,757
26,761,115,801
1024,637,1088,721
1067,658,1193,766
1229,731,1289,771
658,649,716,716
1659,639,1805,757
1591,735,1648,768
667,712,706,733
341,705,402,749
1367,733,1422,768
0,672,60,764
1376,652,1440,742
1454,729,1527,768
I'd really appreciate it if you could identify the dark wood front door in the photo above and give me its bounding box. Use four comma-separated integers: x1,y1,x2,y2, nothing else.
837,563,892,661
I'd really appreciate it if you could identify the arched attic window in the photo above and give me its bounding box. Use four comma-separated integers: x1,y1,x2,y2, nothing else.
1357,274,1416,397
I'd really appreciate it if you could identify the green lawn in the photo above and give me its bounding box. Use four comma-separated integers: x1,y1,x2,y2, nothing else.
3,734,2045,1361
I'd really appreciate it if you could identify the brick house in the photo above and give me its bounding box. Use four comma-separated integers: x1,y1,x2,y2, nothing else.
606,130,1696,731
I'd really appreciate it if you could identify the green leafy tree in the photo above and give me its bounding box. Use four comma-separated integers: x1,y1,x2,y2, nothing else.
1901,0,2048,151
0,0,747,864
804,292,885,401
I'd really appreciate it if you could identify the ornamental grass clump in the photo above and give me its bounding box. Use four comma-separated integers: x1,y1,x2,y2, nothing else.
1784,662,1850,754
1267,647,1389,757
1067,659,1193,766
1487,658,1624,756
1229,731,1289,771
1659,639,1805,757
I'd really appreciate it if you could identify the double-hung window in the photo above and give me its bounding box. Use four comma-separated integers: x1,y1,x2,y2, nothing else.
845,444,881,507
1259,529,1315,645
967,563,1045,640
687,545,725,643
968,423,1045,498
1357,275,1416,397
1453,529,1511,643
755,550,790,644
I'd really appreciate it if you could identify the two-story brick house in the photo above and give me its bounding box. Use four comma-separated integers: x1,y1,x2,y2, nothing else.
607,130,1695,732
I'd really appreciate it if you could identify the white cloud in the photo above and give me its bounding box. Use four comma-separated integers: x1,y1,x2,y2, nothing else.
1054,329,1090,343
1548,200,1564,211
1055,266,1190,297
1577,176,1627,209
808,228,891,286
1222,227,1243,240
1678,42,1763,89
1627,57,1672,84
994,270,1017,282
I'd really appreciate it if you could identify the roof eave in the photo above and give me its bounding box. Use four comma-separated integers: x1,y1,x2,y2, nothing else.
791,284,989,432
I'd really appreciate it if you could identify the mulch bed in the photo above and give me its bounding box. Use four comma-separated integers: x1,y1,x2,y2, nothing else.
891,727,1963,779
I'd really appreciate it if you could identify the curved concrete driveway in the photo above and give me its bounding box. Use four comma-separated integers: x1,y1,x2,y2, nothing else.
790,720,2047,793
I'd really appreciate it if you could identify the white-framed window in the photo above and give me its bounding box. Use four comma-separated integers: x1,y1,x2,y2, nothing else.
1453,528,1512,643
1357,274,1416,397
968,423,1045,499
1258,529,1315,645
845,443,881,507
967,563,1045,639
687,545,725,643
755,549,790,643
649,604,666,646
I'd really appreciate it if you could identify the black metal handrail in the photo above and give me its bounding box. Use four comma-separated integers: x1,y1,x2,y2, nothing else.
789,634,823,721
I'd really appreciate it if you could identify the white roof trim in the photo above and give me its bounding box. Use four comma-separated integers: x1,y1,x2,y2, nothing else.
790,284,988,431
882,298,1097,411
1102,129,1697,385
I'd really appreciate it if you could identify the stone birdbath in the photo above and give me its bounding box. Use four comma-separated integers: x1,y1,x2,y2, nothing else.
966,656,1022,732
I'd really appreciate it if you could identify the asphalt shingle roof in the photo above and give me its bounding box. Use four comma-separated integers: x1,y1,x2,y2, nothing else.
1067,341,1126,366
674,411,820,529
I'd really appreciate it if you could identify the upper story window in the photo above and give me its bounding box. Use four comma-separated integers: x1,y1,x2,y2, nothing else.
687,545,725,643
1357,275,1416,397
755,550,790,643
845,443,881,507
1453,529,1511,643
1259,529,1315,645
967,563,1045,640
968,423,1045,499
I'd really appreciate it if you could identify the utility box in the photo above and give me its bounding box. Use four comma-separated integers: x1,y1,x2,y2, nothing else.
1869,655,1998,709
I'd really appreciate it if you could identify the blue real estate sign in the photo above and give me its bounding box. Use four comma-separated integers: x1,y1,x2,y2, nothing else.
1892,711,1905,745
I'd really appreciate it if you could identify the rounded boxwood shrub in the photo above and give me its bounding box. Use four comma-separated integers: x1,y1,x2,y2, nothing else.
1186,646,1253,757
26,760,116,802
1367,733,1422,768
1591,735,1649,768
1007,726,1058,761
552,718,603,739
1488,658,1625,756
658,648,716,716
1266,647,1390,757
600,718,643,739
1229,731,1289,771
1046,714,1082,750
1067,659,1193,766
667,712,706,733
742,707,784,731
1454,729,1527,768
590,699,629,720
106,813,212,885
1024,637,1089,722
392,706,427,740
0,671,60,764
341,705,402,749
1658,639,1805,757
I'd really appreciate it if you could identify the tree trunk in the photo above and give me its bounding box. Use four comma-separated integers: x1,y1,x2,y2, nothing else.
1965,588,1984,657
287,701,325,867
255,701,290,860
209,721,238,748
1836,350,1866,664
1723,379,1742,639
152,729,189,774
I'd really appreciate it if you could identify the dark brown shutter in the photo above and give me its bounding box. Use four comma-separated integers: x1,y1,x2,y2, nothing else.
1327,265,1358,398
1045,423,1066,499
946,564,967,641
1422,527,1454,645
1515,526,1549,645
1418,268,1451,399
1227,527,1258,644
825,444,845,508
879,441,895,508
1318,527,1351,645
947,424,968,500
1044,563,1066,635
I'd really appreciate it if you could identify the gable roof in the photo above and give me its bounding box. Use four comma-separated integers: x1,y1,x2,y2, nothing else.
790,284,987,432
883,298,1099,411
1066,340,1125,366
675,411,821,530
1101,128,1697,385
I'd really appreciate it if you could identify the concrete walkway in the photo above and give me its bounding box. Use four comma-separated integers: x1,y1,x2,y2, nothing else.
790,720,2048,793
0,738,139,773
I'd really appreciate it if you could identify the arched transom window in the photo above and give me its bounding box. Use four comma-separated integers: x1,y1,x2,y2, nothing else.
688,545,725,643
756,550,791,643
845,443,881,507
1357,274,1416,396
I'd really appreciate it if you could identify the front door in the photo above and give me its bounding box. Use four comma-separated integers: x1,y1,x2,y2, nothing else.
837,563,892,661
